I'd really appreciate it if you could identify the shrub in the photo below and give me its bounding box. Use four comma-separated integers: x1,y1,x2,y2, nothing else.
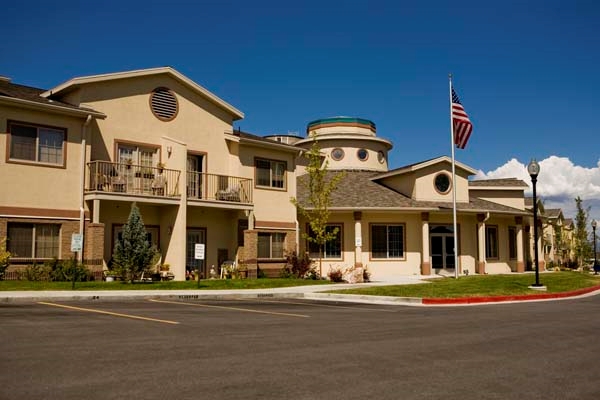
257,267,267,279
22,263,51,281
284,251,313,279
0,238,10,281
328,266,344,282
363,265,371,282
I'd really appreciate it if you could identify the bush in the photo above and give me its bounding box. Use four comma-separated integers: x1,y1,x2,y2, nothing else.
0,238,10,281
257,267,267,279
363,266,371,282
283,251,313,279
22,263,51,281
44,258,91,282
328,266,344,282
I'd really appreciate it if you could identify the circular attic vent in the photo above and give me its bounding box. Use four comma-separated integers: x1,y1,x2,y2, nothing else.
150,87,178,121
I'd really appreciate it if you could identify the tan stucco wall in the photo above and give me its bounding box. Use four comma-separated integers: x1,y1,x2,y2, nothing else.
413,164,470,202
469,189,526,210
0,105,90,211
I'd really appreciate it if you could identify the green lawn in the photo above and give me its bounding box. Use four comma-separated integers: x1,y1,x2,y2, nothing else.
0,278,331,291
329,272,600,298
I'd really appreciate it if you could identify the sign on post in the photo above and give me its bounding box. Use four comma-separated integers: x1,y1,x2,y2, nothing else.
194,243,205,260
71,233,83,252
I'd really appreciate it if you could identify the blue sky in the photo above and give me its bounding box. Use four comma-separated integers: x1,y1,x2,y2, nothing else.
2,0,600,220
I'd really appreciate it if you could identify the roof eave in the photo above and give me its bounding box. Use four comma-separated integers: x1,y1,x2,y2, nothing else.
41,67,244,120
0,96,106,119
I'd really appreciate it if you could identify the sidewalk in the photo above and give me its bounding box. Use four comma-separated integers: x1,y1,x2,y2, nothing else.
2,276,600,306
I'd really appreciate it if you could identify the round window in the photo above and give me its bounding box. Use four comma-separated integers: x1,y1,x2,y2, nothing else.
357,148,368,161
377,151,385,164
331,148,345,161
434,173,451,194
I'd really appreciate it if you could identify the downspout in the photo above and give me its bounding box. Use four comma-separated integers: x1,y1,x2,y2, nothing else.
78,115,92,262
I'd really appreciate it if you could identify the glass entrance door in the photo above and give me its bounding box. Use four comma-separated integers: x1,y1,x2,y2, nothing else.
430,225,457,270
186,228,207,278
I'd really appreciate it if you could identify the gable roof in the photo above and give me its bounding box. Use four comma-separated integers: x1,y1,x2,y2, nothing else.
545,208,563,219
296,170,528,215
41,66,243,120
228,129,301,154
469,178,529,188
373,156,478,180
0,79,104,118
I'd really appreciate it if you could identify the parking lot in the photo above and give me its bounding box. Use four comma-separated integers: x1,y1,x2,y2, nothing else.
2,296,600,400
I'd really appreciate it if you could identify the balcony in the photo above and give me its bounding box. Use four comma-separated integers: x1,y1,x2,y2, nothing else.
187,171,252,204
87,161,181,198
86,161,253,205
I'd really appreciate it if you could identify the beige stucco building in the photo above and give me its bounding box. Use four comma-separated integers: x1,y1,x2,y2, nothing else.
1,67,554,281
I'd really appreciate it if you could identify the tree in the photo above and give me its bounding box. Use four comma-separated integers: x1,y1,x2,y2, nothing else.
573,196,592,267
291,134,344,277
0,238,10,281
111,203,157,282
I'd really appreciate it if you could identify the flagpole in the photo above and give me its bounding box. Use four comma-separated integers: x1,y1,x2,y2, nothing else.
449,74,460,279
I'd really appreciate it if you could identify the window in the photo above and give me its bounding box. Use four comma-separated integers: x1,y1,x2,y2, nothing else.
331,148,345,161
7,223,60,258
8,121,65,165
307,224,342,259
257,232,285,258
117,144,159,167
508,226,517,259
434,173,451,194
486,225,499,259
371,224,404,258
256,159,286,189
357,148,369,161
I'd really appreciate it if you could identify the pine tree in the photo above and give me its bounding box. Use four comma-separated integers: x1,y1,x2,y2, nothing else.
112,203,157,282
573,196,592,267
291,134,344,277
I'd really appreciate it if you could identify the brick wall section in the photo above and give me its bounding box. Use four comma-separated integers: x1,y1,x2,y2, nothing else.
84,222,105,271
242,229,296,278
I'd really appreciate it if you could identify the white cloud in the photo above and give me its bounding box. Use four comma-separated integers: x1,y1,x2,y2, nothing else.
474,156,600,222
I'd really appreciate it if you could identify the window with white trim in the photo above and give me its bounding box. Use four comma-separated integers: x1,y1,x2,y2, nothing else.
7,223,60,259
307,224,342,259
8,121,65,165
257,232,285,258
256,158,286,189
371,224,404,258
117,144,159,167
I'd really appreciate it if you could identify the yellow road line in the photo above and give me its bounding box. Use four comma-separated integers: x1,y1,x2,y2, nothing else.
245,298,397,312
149,299,309,318
37,302,179,325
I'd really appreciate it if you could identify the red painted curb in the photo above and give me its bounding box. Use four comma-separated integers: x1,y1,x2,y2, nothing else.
422,284,600,305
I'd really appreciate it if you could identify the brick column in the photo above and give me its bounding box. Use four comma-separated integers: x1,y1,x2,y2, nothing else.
243,230,258,277
85,223,105,273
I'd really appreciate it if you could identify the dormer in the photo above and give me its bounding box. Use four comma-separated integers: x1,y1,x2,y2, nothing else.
371,156,477,203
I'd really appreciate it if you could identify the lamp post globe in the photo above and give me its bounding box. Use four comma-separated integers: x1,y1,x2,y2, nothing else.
528,159,543,288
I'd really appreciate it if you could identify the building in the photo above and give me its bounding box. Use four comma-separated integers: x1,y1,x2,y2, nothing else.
1,68,300,280
1,68,550,281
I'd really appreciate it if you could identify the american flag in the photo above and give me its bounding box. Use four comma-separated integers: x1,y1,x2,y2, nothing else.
452,88,473,149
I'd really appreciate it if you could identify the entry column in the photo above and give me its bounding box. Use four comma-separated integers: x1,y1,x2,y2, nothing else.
477,213,487,274
353,211,363,267
515,216,525,272
421,212,431,275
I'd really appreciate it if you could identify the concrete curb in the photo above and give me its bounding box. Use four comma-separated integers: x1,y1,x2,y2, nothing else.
1,284,600,306
421,284,600,305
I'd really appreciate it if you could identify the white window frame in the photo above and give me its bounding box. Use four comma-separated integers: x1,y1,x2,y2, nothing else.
8,121,66,166
255,158,286,189
257,232,285,259
6,223,61,259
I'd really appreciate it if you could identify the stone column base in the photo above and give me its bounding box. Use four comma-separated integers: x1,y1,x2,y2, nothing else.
477,261,486,274
516,261,525,273
421,262,431,275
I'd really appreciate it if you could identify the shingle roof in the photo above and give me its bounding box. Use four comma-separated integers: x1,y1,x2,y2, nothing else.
469,178,529,187
296,170,528,215
0,80,90,112
545,208,562,219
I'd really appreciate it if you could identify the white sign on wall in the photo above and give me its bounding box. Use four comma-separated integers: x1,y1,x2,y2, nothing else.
194,243,205,260
355,237,362,247
71,233,83,252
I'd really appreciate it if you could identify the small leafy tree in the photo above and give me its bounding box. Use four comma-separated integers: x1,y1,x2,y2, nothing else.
573,196,592,267
291,134,344,277
111,203,157,282
0,238,11,280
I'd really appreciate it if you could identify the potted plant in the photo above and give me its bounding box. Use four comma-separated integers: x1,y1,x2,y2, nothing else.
157,162,166,172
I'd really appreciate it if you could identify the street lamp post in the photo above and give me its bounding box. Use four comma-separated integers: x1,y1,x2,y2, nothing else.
528,159,544,288
592,219,598,275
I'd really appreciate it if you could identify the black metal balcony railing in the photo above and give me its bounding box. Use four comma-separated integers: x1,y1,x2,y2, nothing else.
87,161,180,198
86,161,253,204
187,171,252,203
